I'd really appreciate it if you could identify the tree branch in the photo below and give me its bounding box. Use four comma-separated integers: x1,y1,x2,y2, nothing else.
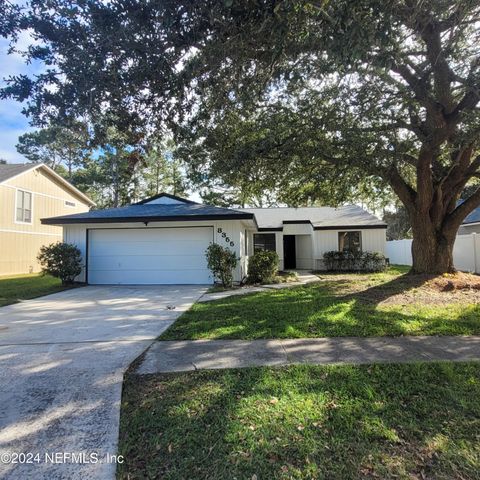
445,186,480,230
420,21,456,112
383,164,416,210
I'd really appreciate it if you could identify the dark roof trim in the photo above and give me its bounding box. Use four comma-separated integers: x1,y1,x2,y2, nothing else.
134,192,198,205
462,220,480,226
282,220,312,225
258,224,387,232
314,224,387,231
41,213,255,225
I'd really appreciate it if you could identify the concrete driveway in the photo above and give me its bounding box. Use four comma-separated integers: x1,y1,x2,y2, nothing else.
0,285,206,480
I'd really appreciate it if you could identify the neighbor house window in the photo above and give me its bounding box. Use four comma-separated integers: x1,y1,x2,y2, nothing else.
253,233,276,252
16,190,32,223
338,231,361,252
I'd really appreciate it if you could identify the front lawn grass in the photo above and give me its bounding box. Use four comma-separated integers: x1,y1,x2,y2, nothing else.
118,362,480,479
160,266,480,339
0,273,75,307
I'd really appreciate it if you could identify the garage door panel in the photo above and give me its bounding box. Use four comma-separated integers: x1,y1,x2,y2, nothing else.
89,269,209,285
89,242,208,257
90,228,206,242
88,254,208,271
88,227,213,284
90,238,210,256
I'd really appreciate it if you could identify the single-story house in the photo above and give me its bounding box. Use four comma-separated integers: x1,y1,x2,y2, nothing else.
0,163,95,275
458,206,480,235
42,193,387,285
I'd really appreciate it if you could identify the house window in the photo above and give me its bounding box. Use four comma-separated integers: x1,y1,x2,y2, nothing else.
16,190,32,223
253,233,276,252
338,231,361,252
65,200,76,207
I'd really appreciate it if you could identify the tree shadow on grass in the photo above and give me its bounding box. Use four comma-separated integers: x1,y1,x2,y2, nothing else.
315,273,437,303
354,274,435,302
159,270,480,340
329,272,480,336
118,362,480,479
161,275,480,339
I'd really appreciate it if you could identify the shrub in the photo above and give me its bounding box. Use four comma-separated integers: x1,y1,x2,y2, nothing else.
247,250,279,284
37,242,83,284
205,243,238,288
323,250,386,272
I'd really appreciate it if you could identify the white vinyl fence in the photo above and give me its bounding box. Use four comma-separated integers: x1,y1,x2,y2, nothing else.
386,233,480,273
385,239,413,266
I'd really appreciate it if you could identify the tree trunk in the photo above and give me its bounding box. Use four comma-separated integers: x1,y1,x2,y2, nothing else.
410,216,456,274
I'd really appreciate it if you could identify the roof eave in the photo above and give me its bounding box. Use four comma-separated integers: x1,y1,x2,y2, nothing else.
41,212,255,225
313,224,387,230
0,163,95,207
0,164,38,185
38,164,96,207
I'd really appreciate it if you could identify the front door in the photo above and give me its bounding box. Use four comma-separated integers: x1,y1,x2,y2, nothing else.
283,235,296,269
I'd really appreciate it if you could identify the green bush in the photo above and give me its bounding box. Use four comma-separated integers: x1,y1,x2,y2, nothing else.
37,242,83,285
205,243,238,288
323,250,386,272
247,250,279,284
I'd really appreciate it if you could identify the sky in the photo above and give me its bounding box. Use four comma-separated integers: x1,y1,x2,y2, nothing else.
0,32,43,164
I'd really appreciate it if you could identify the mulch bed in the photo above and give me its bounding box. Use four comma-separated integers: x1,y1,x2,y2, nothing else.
317,271,480,306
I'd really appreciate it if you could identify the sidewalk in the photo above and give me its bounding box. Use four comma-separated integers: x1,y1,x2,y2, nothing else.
198,271,320,303
136,335,480,374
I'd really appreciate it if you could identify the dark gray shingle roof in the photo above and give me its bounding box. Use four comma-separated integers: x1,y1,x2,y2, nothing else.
0,163,35,183
243,205,386,229
42,201,255,225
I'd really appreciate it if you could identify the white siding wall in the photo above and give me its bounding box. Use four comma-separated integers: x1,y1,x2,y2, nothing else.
283,223,313,235
214,220,245,281
64,219,247,283
247,231,285,270
314,230,338,253
313,228,387,269
296,235,313,269
247,228,387,271
64,225,89,282
274,232,284,270
361,229,387,253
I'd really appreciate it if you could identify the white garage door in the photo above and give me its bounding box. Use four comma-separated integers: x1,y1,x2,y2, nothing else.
88,227,213,284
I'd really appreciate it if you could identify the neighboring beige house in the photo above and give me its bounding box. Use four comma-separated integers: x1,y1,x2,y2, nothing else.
0,163,95,275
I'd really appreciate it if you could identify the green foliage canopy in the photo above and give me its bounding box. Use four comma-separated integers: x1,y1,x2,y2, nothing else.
2,0,480,271
16,121,91,178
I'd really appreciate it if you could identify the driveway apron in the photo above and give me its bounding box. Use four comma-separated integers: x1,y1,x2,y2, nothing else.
0,285,206,480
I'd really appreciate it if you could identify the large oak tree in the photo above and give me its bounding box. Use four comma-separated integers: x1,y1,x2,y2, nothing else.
1,0,480,273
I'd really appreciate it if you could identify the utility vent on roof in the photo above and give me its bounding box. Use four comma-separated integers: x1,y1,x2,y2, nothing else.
65,200,76,207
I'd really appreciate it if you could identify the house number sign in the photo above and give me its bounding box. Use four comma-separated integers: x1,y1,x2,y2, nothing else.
217,227,235,247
